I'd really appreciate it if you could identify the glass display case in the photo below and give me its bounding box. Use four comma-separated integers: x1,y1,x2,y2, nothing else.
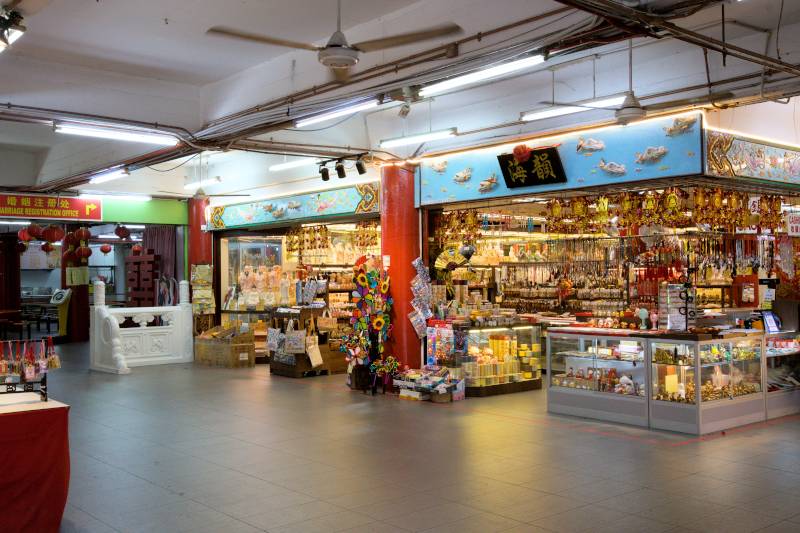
547,328,769,434
448,324,542,396
547,330,649,427
648,335,765,434
764,331,800,419
220,236,286,311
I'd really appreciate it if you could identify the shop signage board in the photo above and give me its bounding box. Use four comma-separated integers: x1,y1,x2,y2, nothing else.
497,146,567,188
0,194,102,221
207,182,379,230
706,129,800,185
786,212,800,236
417,112,704,206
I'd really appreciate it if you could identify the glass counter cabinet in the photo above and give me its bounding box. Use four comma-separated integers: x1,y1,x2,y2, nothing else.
764,331,800,419
450,324,542,397
547,332,649,427
649,336,764,434
547,328,769,434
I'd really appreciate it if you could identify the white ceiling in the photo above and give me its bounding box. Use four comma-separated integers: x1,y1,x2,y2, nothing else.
9,0,418,84
2,0,800,195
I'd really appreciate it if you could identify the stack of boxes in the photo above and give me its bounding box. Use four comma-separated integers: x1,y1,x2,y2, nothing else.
190,264,216,316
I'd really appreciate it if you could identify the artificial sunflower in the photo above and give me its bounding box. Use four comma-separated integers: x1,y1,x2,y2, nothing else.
380,278,390,294
371,315,386,331
355,272,368,287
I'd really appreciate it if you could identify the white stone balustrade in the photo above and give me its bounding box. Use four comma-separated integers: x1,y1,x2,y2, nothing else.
90,280,193,373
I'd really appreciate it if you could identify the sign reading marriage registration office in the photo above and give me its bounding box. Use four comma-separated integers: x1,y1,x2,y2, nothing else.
0,194,103,221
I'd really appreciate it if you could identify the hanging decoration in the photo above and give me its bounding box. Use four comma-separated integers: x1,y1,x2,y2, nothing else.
434,210,481,247
114,225,131,240
353,221,379,249
41,224,65,243
40,242,54,254
99,243,113,255
26,223,43,240
15,241,27,254
17,228,31,242
131,243,143,255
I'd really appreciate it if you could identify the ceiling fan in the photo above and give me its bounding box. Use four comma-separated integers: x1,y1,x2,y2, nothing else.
206,0,462,82
539,40,646,124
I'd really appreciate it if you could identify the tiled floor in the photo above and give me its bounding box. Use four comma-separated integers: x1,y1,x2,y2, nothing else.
53,343,800,533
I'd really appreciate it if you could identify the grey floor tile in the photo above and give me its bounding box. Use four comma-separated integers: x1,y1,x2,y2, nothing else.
46,342,800,533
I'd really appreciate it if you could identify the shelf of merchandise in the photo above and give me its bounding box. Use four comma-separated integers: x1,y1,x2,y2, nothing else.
548,333,649,427
764,331,800,419
547,329,772,435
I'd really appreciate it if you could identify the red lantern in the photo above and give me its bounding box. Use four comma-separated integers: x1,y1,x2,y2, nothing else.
75,246,93,259
42,224,65,243
62,250,77,264
63,232,78,247
100,243,113,255
75,227,92,243
17,229,31,242
27,223,43,240
40,242,54,253
131,244,143,255
15,241,27,253
114,225,131,239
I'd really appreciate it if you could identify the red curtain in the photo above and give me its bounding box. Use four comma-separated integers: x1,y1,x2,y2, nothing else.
143,225,176,279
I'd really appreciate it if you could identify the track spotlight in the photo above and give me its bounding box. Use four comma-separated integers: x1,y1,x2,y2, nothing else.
320,165,330,181
335,160,346,179
355,158,367,175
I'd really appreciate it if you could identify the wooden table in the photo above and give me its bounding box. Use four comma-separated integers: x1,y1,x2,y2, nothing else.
0,393,70,532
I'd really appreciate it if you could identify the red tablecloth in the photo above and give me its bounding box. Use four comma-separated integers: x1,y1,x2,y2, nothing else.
0,394,70,533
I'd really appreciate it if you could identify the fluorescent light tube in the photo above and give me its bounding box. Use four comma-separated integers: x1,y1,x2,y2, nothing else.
269,158,319,171
420,55,545,97
126,225,146,229
56,125,178,146
1,220,32,226
183,177,221,190
0,27,25,53
97,234,119,239
89,169,129,185
295,100,379,128
79,193,151,202
380,128,456,148
521,95,626,122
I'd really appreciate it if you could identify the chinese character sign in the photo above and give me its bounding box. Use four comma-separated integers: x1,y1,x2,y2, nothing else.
0,195,102,221
787,212,800,236
497,146,566,189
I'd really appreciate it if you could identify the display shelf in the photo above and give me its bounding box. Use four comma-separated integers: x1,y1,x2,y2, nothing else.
547,329,775,434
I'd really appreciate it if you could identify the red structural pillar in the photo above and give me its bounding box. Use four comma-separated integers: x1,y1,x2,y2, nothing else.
381,165,421,369
188,197,212,265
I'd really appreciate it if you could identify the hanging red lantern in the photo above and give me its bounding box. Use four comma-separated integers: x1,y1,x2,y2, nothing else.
27,223,43,240
75,227,92,243
62,250,77,264
75,246,93,259
114,225,131,239
131,244,143,255
15,241,27,253
17,229,31,242
63,232,78,247
40,242,54,253
100,243,113,255
42,224,65,243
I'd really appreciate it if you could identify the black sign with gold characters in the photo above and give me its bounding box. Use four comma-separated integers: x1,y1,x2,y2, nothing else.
497,147,567,189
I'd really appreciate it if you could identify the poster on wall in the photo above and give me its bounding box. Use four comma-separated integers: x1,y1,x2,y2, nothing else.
417,113,703,206
0,194,102,221
207,183,379,230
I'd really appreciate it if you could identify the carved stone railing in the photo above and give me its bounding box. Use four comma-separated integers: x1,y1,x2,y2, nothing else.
90,280,193,373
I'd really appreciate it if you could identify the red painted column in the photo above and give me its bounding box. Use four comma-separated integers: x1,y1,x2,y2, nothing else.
188,198,212,266
381,165,421,369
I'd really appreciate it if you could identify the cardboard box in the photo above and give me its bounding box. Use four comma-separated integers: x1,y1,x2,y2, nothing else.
195,326,256,368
